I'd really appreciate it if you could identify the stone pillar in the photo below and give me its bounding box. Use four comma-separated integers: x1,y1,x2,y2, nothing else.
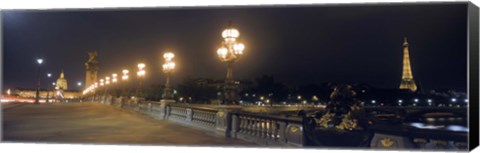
215,109,231,137
159,99,176,119
230,114,239,138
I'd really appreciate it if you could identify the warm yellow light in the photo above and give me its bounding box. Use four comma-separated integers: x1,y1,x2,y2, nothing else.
137,63,146,70
163,61,175,71
112,78,117,83
163,52,175,61
112,73,118,78
217,47,228,58
222,28,240,39
297,96,302,100
122,69,129,81
137,70,145,77
233,43,245,54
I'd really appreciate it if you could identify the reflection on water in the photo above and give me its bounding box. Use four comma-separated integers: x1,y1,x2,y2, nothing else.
408,122,469,132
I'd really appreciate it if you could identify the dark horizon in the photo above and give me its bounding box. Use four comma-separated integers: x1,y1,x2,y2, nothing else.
2,3,468,92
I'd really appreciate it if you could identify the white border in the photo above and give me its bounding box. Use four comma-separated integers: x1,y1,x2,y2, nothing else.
0,0,478,153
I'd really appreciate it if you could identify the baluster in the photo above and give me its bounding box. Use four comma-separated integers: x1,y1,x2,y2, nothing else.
248,117,254,135
241,116,247,134
265,120,272,139
249,117,255,135
243,116,248,134
259,119,264,138
260,118,264,138
255,118,261,137
270,120,278,141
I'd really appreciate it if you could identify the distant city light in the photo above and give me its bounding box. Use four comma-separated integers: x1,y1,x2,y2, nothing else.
414,98,419,103
427,99,432,103
77,82,82,86
371,100,376,104
52,82,56,86
464,99,468,103
7,89,11,95
47,73,51,77
297,96,302,100
398,99,403,103
451,98,457,102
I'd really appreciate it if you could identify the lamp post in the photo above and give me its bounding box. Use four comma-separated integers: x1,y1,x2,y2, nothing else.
121,69,129,97
99,79,104,102
216,24,245,105
136,63,146,99
112,73,118,97
46,73,52,103
162,52,176,100
103,76,110,103
34,58,44,104
52,82,56,102
93,82,98,101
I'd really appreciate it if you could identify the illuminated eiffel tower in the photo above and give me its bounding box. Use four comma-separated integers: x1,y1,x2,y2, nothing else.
399,37,417,92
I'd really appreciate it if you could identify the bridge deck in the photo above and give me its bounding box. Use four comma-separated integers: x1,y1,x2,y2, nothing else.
2,102,254,146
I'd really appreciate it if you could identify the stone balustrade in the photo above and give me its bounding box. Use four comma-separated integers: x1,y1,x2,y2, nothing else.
231,113,304,147
92,98,305,146
88,98,467,150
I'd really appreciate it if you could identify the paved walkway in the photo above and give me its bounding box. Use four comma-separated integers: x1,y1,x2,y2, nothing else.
2,102,254,146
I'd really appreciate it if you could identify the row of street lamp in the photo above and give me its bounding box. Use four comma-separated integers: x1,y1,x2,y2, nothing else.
82,52,177,101
82,24,245,104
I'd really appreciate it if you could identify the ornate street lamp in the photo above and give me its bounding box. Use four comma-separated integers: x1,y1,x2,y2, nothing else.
34,58,44,104
162,52,176,100
122,69,129,81
136,63,146,99
216,24,245,105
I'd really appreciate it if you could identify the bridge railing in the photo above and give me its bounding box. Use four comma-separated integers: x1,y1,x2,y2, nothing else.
166,105,218,132
89,98,466,149
231,112,304,147
95,98,305,146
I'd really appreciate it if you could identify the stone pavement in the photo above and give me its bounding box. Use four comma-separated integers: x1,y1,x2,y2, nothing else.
2,102,254,147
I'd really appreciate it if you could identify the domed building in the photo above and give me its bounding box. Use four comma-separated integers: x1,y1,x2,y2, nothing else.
55,70,68,90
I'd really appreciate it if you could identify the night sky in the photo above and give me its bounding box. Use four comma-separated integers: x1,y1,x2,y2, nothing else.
2,3,468,92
